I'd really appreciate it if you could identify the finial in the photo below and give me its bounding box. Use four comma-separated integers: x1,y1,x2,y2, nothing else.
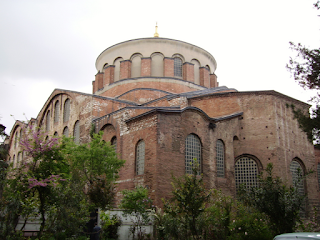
154,22,159,37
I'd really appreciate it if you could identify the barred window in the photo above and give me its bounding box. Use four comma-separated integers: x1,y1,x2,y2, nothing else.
63,126,69,137
235,157,258,190
54,101,60,123
73,121,80,144
317,163,320,190
185,134,201,174
46,111,50,132
63,99,70,123
174,57,183,77
216,140,225,177
290,160,305,196
136,140,145,175
111,136,117,152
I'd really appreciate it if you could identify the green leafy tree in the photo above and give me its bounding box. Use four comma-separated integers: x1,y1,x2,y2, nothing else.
120,186,153,240
238,163,306,235
287,1,320,144
163,164,210,240
64,131,125,209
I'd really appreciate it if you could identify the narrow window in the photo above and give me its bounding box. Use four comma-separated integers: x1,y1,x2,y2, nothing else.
46,111,50,132
111,136,117,152
216,140,225,177
14,132,18,148
63,126,69,137
185,134,201,174
174,57,183,77
235,157,258,190
63,99,70,123
136,140,145,175
73,121,80,144
13,155,16,168
290,160,305,196
54,100,60,123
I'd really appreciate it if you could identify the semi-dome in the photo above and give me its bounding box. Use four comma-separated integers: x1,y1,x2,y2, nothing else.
92,37,219,98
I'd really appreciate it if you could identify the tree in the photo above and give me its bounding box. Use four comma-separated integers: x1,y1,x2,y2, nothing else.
120,186,153,240
64,131,125,209
287,1,320,144
163,164,210,240
237,163,306,235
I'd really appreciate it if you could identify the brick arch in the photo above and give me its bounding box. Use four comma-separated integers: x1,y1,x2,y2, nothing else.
100,124,116,143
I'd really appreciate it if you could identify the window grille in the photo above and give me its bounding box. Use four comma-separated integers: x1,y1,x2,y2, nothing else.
174,57,183,77
136,140,145,175
216,140,225,177
235,157,258,190
185,134,201,174
54,101,60,123
111,136,117,152
73,121,80,144
63,126,69,137
290,160,305,196
46,111,50,132
63,99,70,122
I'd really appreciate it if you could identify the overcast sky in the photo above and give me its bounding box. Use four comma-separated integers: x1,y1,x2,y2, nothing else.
1,0,320,136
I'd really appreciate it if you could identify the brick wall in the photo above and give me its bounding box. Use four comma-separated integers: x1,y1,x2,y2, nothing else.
183,62,194,82
163,57,174,77
120,60,131,80
199,67,210,88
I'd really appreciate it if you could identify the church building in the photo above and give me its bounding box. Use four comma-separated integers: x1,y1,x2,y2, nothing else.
7,30,320,210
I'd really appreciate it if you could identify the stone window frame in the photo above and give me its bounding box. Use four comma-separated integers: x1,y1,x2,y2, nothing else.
63,98,71,123
54,100,60,123
185,133,202,175
216,139,225,178
136,140,145,175
235,155,261,190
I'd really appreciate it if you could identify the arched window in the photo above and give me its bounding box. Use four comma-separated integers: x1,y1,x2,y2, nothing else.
136,140,145,175
63,99,70,123
54,131,58,137
185,134,201,174
235,156,258,190
151,53,164,77
13,155,16,168
17,152,21,167
113,57,123,82
73,121,80,144
63,126,69,137
174,57,183,77
131,54,142,78
46,111,50,132
111,136,117,152
216,140,225,177
290,160,305,196
14,132,18,148
54,100,60,123
191,59,200,84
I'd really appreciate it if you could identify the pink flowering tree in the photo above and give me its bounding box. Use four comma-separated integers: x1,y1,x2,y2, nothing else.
15,123,70,238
